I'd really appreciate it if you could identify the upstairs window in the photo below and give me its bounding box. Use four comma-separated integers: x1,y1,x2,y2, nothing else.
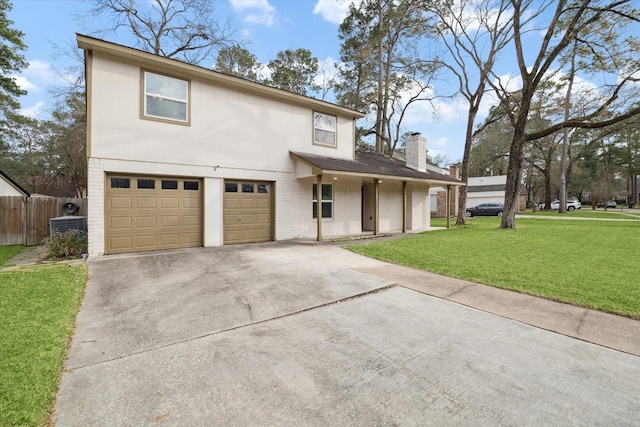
143,71,189,124
313,112,336,147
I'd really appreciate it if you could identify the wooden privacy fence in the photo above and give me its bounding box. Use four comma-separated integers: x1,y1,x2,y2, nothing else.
0,196,88,246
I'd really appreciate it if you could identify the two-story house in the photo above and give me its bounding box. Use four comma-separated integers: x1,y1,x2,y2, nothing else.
77,35,461,255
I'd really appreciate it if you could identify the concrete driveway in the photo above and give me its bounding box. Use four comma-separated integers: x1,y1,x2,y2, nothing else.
55,242,640,426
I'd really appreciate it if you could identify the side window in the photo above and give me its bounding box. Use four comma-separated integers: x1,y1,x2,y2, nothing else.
143,71,189,124
313,112,336,147
312,183,333,219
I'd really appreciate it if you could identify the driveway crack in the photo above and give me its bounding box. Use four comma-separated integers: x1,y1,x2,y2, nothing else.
68,284,396,370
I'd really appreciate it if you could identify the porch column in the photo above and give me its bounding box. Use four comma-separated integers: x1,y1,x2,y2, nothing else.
316,174,323,241
446,185,451,229
374,179,380,236
402,181,407,233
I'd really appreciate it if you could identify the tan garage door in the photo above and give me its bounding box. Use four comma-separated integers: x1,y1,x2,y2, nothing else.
105,175,202,254
223,181,273,244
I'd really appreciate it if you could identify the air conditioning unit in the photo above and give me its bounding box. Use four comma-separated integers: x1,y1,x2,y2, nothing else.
50,216,88,237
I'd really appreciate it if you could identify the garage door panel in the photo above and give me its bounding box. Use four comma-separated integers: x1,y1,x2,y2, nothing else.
240,214,255,225
160,234,180,246
160,197,179,209
136,216,157,228
136,235,158,248
256,213,270,224
109,216,132,231
224,230,239,242
106,175,202,254
182,232,201,244
240,229,256,240
182,215,200,226
183,197,200,209
109,236,133,251
241,198,256,209
109,197,132,210
256,228,271,239
136,197,157,209
160,215,180,227
256,198,270,209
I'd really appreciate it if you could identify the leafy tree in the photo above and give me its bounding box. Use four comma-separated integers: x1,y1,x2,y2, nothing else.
608,114,640,204
469,104,513,177
337,0,438,155
496,0,640,228
424,0,528,224
87,0,239,65
48,91,87,197
0,0,27,145
214,44,261,82
2,114,56,194
266,48,320,96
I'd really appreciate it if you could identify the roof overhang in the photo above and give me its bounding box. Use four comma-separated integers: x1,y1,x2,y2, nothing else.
290,152,464,187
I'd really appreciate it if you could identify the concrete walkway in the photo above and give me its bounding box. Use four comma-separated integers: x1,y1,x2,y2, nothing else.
355,263,640,357
53,242,640,426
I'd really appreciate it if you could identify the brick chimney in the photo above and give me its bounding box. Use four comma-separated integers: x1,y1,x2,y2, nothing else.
405,132,426,172
449,164,459,179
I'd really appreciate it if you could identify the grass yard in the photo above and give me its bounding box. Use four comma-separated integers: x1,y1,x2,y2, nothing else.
0,246,24,266
0,263,87,427
347,217,640,319
524,210,640,219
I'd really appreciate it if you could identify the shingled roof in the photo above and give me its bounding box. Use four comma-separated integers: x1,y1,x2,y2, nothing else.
290,151,462,185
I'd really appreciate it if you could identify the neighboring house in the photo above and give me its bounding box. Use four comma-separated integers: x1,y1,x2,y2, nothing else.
431,174,527,216
429,165,459,218
77,35,462,255
0,170,29,197
466,175,507,207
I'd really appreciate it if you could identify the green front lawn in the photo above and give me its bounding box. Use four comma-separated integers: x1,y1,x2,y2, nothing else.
0,246,24,266
348,217,640,318
524,210,640,219
0,263,87,427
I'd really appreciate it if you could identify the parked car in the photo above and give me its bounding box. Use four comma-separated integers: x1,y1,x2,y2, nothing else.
539,199,581,211
550,199,581,211
466,202,504,217
597,200,617,208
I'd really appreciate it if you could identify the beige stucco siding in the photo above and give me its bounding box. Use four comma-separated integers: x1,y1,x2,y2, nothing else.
89,53,355,171
379,183,404,232
410,185,431,230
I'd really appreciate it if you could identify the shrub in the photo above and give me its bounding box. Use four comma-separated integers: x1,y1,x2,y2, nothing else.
43,230,88,259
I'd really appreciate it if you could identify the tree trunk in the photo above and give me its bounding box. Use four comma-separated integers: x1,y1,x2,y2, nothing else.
375,0,384,153
543,169,551,209
455,104,479,225
501,132,527,228
558,43,576,214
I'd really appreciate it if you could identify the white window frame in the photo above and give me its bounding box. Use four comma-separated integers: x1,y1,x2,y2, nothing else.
312,183,333,219
142,70,190,124
313,111,337,147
